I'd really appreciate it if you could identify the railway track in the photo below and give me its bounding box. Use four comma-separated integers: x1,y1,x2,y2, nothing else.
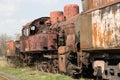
0,75,9,80
0,72,21,80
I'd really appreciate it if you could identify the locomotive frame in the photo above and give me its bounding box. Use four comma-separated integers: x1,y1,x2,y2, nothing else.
6,0,120,80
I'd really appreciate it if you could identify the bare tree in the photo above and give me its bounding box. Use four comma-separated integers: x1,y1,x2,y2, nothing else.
0,34,12,57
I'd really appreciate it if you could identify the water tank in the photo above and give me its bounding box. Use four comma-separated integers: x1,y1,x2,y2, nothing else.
50,11,63,24
64,4,79,19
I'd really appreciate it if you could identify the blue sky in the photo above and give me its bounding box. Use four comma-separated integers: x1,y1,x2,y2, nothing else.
0,0,82,37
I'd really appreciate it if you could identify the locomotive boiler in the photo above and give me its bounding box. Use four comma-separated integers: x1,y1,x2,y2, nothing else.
13,0,120,80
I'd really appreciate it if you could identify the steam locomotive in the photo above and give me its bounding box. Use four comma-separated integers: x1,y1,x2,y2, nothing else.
6,0,120,79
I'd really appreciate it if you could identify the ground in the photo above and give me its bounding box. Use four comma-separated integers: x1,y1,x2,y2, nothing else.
0,58,74,80
0,58,89,80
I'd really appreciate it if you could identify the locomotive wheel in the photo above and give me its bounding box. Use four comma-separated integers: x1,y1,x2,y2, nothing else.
52,60,59,73
96,66,102,80
52,66,59,73
35,62,41,71
39,62,51,73
66,61,76,77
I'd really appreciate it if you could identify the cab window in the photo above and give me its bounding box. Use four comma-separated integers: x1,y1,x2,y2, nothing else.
23,28,29,36
30,25,36,35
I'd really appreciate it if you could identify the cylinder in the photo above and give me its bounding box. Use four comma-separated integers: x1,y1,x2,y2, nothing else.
50,11,63,24
64,4,79,19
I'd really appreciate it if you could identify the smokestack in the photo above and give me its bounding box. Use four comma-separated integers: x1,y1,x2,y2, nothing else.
64,4,79,19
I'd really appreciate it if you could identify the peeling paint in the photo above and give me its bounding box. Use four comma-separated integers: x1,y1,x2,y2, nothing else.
92,3,120,48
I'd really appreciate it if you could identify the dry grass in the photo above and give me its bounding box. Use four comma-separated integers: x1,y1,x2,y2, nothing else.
0,58,92,80
0,59,73,80
0,66,73,80
0,58,8,67
0,76,7,80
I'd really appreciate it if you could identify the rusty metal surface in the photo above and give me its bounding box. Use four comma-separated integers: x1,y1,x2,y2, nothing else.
89,0,103,9
89,0,119,9
50,14,80,52
64,4,79,20
82,0,89,11
92,3,120,48
58,46,66,54
79,13,93,49
58,54,67,72
20,40,24,52
58,46,70,54
82,0,120,12
28,34,48,51
6,41,15,56
22,17,50,37
24,39,29,51
80,3,120,49
50,11,63,24
20,33,58,52
48,34,57,50
66,34,76,51
20,38,29,52
58,15,65,22
50,14,79,34
20,17,55,52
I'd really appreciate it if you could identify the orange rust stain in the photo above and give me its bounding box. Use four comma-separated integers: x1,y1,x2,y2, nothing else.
93,23,104,47
93,23,97,47
50,11,63,24
25,39,29,51
89,0,116,9
98,30,103,47
89,0,93,9
103,29,112,47
6,41,15,56
107,30,112,45
107,0,115,3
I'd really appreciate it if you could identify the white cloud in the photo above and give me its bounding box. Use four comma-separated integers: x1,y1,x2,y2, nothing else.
0,4,15,16
0,0,23,16
0,18,28,27
0,18,29,36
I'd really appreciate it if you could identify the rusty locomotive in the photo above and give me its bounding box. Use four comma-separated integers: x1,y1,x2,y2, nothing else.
6,0,120,79
6,40,20,63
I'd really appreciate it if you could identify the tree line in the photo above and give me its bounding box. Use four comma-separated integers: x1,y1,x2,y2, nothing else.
0,33,20,57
